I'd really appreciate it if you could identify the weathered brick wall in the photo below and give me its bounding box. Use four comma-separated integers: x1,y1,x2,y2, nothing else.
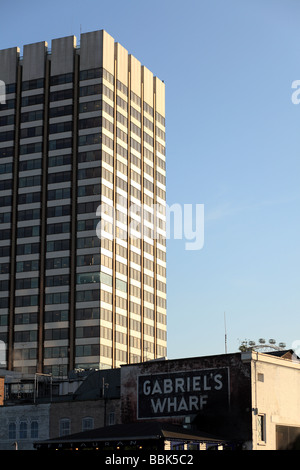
121,353,252,442
49,398,121,438
0,403,51,450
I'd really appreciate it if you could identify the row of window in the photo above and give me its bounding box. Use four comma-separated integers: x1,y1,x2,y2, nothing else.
2,255,165,279
2,132,162,165
0,162,13,174
7,324,164,343
0,195,12,207
0,130,14,142
19,236,69,253
0,213,10,224
2,128,162,158
8,421,39,440
5,67,164,119
0,114,15,126
0,171,163,201
0,270,166,296
7,415,113,441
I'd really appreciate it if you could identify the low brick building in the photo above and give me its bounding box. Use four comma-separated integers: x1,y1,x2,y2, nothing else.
121,352,252,449
120,350,300,450
0,368,121,450
2,350,300,450
0,403,50,450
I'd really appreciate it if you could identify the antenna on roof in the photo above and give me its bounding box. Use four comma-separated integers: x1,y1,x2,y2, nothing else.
224,312,228,354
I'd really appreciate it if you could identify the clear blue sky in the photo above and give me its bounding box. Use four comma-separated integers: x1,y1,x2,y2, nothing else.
1,0,300,359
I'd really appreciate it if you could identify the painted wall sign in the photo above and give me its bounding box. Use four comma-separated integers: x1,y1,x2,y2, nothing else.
137,367,230,419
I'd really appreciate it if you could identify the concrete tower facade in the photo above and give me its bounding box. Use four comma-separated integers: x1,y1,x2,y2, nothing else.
0,30,166,376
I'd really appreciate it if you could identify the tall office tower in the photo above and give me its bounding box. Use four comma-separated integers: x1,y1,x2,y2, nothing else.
0,30,166,377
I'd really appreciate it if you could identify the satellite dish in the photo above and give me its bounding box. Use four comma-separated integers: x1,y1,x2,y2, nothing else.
259,338,266,344
269,339,276,344
249,341,256,346
279,342,286,349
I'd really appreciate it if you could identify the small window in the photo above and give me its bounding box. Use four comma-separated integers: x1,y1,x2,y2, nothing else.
82,417,94,432
31,421,39,439
258,414,266,442
19,421,28,439
8,422,16,440
108,412,115,426
172,443,184,450
59,419,70,437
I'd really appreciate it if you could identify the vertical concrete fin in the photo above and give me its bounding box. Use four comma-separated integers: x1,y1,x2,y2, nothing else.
80,29,114,75
0,47,20,84
22,42,48,80
154,76,165,118
115,42,128,87
51,36,76,75
129,55,141,97
142,66,153,108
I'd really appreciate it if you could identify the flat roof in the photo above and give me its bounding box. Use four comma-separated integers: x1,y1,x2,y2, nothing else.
35,422,226,448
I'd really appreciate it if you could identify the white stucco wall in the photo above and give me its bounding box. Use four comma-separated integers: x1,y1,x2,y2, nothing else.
0,403,50,450
244,351,300,450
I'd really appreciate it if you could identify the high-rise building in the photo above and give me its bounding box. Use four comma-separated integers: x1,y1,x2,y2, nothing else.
0,30,166,377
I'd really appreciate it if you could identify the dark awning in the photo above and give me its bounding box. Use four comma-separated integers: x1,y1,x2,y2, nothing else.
34,421,226,449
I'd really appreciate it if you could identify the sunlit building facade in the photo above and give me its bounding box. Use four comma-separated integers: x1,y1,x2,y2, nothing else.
0,30,167,376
